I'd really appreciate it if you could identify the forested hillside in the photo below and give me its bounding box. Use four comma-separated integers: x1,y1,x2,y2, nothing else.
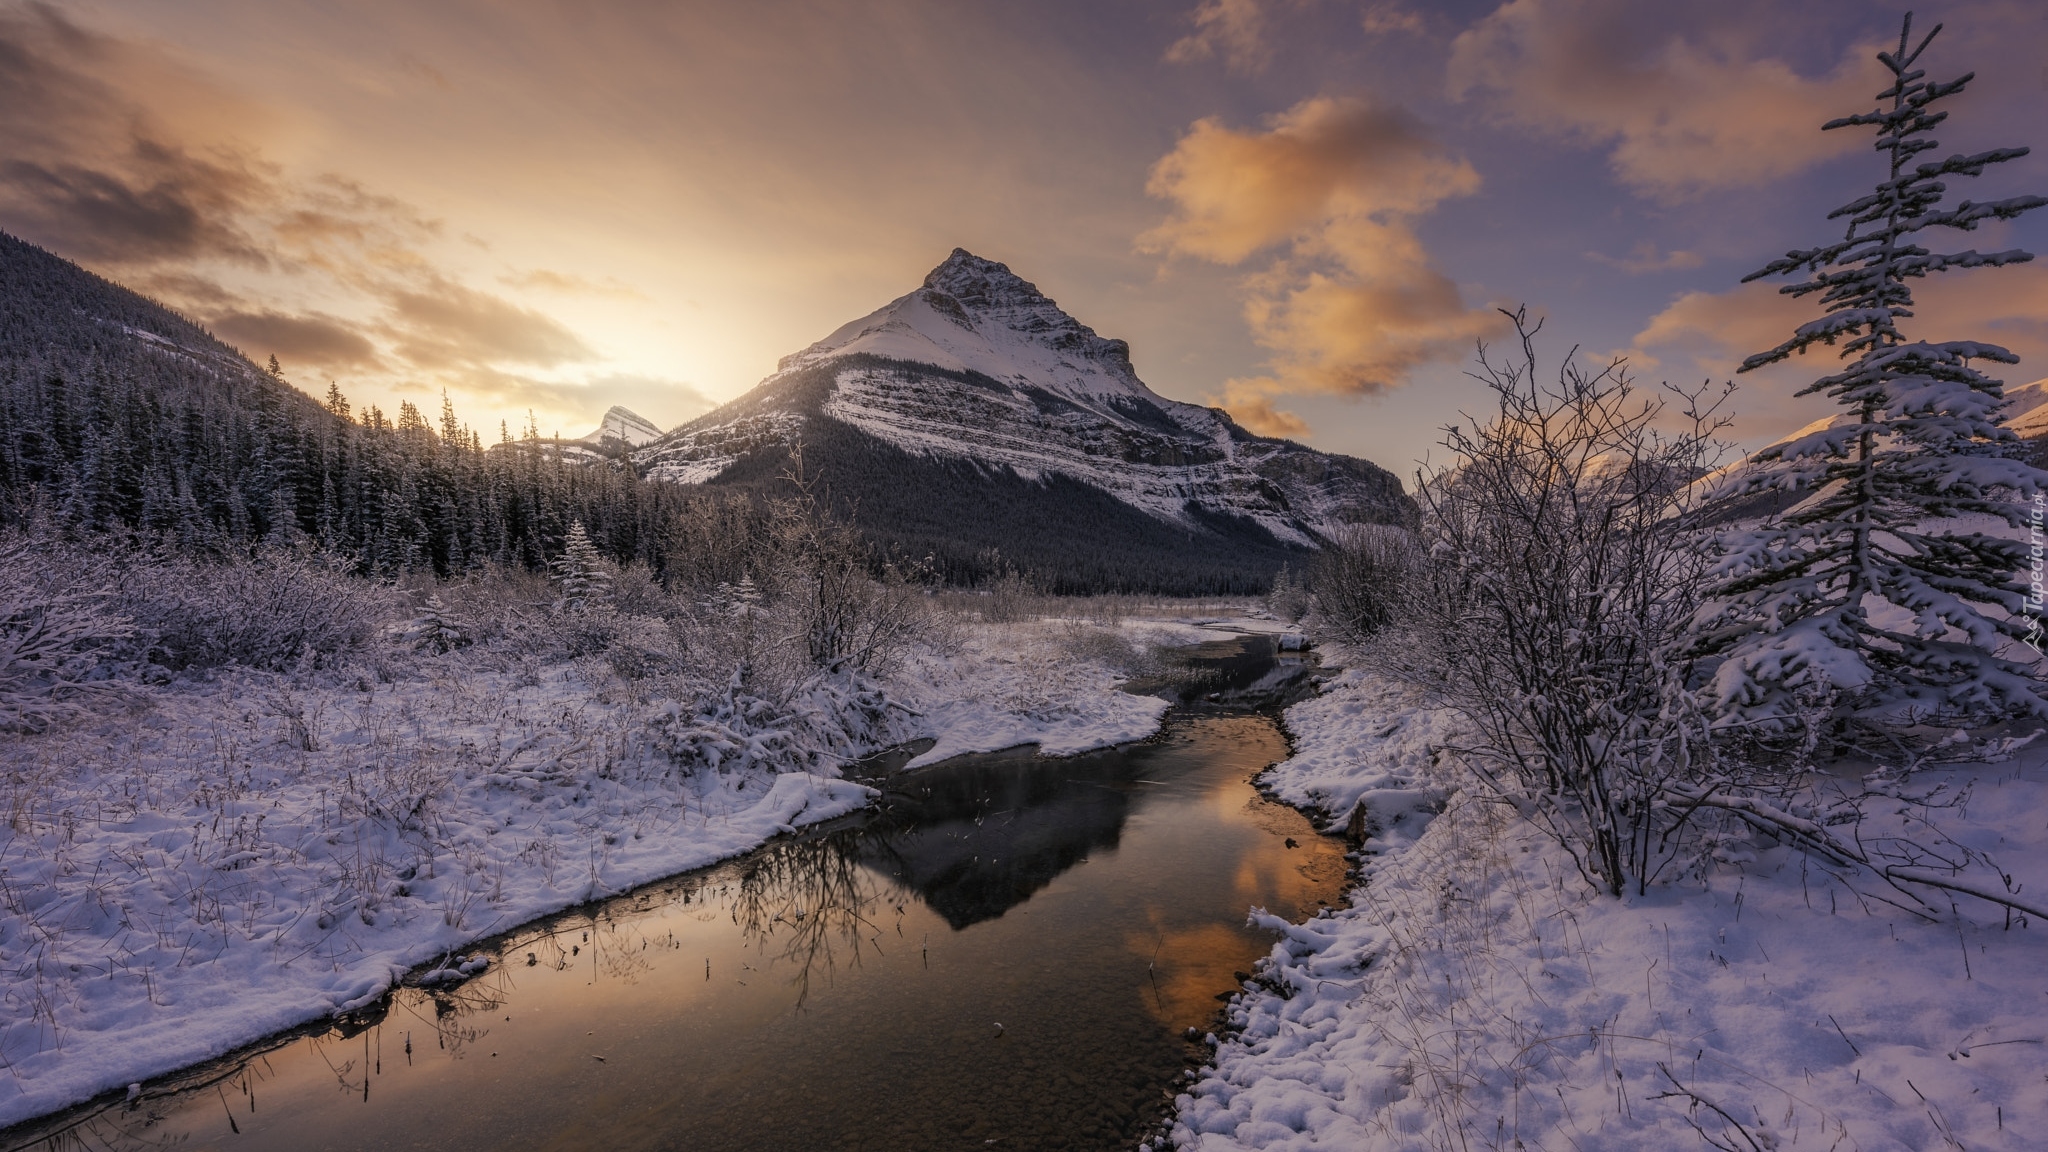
0,231,685,575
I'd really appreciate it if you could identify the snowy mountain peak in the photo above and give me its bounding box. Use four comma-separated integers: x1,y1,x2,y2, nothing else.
778,249,1144,404
578,405,663,447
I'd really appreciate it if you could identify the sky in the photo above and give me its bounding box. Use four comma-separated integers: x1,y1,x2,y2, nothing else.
2,0,2045,476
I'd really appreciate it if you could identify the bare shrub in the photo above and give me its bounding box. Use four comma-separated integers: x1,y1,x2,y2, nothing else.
661,489,777,596
609,561,670,617
763,454,938,679
1054,622,1150,674
1307,525,1420,644
1392,310,1736,896
426,566,551,650
978,567,1043,624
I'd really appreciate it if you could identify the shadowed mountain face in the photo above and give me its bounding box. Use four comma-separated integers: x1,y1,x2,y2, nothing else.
636,250,1415,594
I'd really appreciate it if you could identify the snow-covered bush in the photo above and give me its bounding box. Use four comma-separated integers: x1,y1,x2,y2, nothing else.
1395,310,1736,896
1697,17,2048,733
116,547,396,671
646,667,909,778
600,612,686,682
0,534,136,730
395,594,470,654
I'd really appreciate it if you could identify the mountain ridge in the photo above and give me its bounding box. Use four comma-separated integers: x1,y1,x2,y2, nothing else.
636,250,1413,589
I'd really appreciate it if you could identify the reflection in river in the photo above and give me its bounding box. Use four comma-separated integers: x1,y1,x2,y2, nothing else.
5,713,1348,1152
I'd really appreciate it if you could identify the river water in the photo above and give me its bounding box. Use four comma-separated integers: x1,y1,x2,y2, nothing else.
11,703,1346,1152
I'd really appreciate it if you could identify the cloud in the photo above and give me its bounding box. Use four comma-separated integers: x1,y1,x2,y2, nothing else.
1218,380,1310,437
0,5,277,264
1142,96,1499,430
380,276,597,371
0,5,635,435
1360,5,1426,37
1585,242,1703,274
1625,263,2048,443
501,268,646,299
1164,0,1270,74
1447,0,1881,201
211,308,381,369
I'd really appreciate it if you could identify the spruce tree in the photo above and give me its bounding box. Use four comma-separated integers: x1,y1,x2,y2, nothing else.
1699,13,2048,727
552,521,611,611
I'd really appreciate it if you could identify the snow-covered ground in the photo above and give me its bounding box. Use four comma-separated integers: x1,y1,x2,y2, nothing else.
0,618,1171,1129
1168,668,2048,1151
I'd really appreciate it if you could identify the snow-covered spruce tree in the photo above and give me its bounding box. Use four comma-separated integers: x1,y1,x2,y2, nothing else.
1699,15,2048,732
551,521,611,612
397,593,469,654
1398,311,1734,896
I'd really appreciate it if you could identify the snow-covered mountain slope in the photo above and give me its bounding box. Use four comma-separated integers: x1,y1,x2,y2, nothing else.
639,250,1410,562
578,405,664,447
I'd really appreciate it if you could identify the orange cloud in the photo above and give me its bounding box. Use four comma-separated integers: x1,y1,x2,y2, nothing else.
1447,0,1882,201
1141,97,1477,264
1142,96,1497,432
1218,380,1310,438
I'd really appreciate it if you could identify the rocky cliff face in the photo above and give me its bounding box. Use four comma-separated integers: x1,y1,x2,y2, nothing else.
642,250,1409,539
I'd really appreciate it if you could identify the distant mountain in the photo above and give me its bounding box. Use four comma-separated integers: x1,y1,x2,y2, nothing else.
580,406,664,447
637,249,1412,593
525,405,669,466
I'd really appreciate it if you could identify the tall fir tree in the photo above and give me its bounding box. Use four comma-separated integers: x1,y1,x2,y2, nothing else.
1699,13,2048,726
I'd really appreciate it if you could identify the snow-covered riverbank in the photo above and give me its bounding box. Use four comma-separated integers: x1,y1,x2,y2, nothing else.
0,618,1171,1130
1169,668,2048,1151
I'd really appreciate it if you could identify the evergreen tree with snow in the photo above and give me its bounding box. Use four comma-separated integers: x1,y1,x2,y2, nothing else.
1698,13,2048,728
400,593,469,653
552,521,611,611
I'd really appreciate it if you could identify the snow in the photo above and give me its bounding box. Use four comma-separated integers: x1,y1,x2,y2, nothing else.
818,365,1320,547
1169,668,2048,1151
782,249,1157,411
897,621,1172,768
639,411,803,485
0,617,1186,1128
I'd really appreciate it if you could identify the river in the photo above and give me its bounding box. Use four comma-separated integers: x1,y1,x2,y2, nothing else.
10,667,1345,1151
